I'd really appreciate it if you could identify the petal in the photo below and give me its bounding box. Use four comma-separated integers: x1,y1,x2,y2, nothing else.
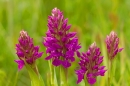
75,69,85,84
62,60,71,68
34,46,39,52
70,57,75,62
14,60,25,70
76,51,81,58
45,55,53,60
52,43,62,49
26,58,33,64
66,32,77,38
118,48,123,52
16,51,24,57
97,59,103,65
99,56,103,60
93,65,98,70
98,66,105,70
37,52,43,58
87,77,96,85
86,50,91,56
62,37,68,43
98,69,107,76
65,25,71,31
82,52,87,57
65,51,74,58
52,58,61,66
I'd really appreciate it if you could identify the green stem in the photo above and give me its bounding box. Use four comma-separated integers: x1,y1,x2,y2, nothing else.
84,72,90,86
32,64,39,75
84,79,87,86
60,66,68,86
51,64,55,86
108,60,113,86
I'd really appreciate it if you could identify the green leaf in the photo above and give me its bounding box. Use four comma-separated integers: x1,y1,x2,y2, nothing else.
25,63,45,86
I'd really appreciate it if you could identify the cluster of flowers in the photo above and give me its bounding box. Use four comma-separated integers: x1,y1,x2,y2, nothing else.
15,8,123,85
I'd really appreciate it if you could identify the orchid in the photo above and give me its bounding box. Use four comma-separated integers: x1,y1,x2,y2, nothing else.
43,8,81,68
15,30,43,71
105,31,123,60
76,42,106,85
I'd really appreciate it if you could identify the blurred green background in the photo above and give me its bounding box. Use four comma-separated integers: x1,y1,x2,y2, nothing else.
0,0,130,86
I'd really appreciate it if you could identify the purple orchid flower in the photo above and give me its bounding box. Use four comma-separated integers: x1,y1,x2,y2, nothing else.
105,31,123,60
75,42,106,85
15,30,43,70
43,8,81,68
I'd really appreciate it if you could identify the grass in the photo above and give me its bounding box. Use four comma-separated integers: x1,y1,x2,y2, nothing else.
0,0,130,86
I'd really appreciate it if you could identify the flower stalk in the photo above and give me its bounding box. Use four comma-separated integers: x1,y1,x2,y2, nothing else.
105,31,123,86
43,7,81,85
76,42,106,86
15,30,44,86
60,66,68,86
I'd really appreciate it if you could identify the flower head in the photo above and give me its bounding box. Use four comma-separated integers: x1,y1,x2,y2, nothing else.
75,42,106,85
105,31,123,60
15,30,43,70
43,8,81,68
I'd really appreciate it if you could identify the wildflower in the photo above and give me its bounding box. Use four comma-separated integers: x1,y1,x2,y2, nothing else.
43,8,81,68
15,30,43,70
75,42,106,85
105,31,123,60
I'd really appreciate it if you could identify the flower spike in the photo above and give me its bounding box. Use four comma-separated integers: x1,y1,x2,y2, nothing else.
105,31,123,60
43,8,81,68
15,30,43,70
75,42,106,85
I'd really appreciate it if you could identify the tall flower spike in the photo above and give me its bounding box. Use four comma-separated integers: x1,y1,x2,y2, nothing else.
105,31,123,60
75,42,106,85
43,8,81,68
15,30,43,70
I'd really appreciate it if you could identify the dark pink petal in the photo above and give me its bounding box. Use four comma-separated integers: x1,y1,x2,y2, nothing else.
93,65,98,69
118,48,123,52
76,44,82,50
52,43,62,49
65,25,71,31
75,69,85,84
87,73,93,78
37,52,43,58
66,51,74,57
70,57,75,62
16,51,24,57
66,32,77,38
82,52,87,57
86,50,91,56
45,55,52,60
76,51,81,58
14,60,25,70
62,37,68,42
26,58,33,64
98,66,105,70
52,59,61,66
34,46,39,52
93,55,97,60
97,60,103,65
62,60,71,68
87,77,96,85
98,69,107,76
99,56,103,60
63,18,68,25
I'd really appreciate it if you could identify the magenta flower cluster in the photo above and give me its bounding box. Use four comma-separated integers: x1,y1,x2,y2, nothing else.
43,8,81,68
105,31,123,60
76,42,106,85
15,30,43,70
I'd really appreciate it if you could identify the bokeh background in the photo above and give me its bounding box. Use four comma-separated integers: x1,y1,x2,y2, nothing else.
0,0,130,86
